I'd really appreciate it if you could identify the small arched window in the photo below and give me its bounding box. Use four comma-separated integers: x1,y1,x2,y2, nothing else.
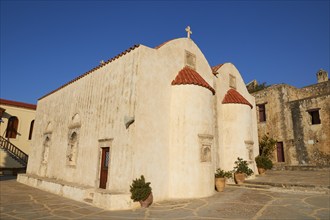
6,116,19,138
28,120,35,140
67,131,78,165
42,136,51,164
70,132,77,142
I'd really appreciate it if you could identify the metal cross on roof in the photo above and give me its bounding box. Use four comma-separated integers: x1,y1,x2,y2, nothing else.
185,26,192,39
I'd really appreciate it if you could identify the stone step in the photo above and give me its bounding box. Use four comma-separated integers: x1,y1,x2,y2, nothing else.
88,192,94,198
83,198,93,203
229,180,330,194
227,183,271,190
284,165,330,171
83,190,94,204
272,165,330,171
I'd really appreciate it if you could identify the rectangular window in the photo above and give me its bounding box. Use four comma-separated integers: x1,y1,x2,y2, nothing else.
309,110,321,125
104,151,110,168
276,142,285,162
229,74,236,89
258,104,266,122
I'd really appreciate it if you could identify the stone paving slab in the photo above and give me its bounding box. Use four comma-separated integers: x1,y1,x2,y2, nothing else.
1,177,330,219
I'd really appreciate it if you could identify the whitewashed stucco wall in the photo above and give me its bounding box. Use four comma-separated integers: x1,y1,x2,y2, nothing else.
169,86,214,198
27,48,141,190
134,38,215,200
214,63,258,174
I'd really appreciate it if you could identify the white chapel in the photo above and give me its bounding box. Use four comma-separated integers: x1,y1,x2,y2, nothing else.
18,28,259,210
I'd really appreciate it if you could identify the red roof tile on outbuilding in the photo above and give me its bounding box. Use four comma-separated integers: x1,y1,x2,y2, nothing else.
222,89,253,109
171,66,215,95
0,98,37,110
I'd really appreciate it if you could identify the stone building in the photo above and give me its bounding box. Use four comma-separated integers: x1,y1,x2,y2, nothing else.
0,99,36,174
18,33,259,210
251,69,329,167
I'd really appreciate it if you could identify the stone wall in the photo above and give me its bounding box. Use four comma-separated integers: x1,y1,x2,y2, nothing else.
215,63,259,174
289,93,330,165
252,79,330,166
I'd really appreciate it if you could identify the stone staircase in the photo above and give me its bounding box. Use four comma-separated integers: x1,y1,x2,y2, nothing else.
83,189,95,204
0,136,28,173
228,169,330,194
283,165,330,171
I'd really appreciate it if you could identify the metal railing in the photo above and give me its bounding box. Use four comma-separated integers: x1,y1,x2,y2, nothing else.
0,136,28,166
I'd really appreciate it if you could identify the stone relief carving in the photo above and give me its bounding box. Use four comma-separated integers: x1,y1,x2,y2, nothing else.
245,140,254,163
198,134,213,163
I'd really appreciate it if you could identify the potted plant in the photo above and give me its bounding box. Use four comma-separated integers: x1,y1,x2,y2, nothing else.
215,168,232,192
233,157,253,184
255,155,273,175
130,175,153,208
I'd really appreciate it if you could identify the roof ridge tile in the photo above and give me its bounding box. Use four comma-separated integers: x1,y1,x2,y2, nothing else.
39,44,140,100
0,98,37,110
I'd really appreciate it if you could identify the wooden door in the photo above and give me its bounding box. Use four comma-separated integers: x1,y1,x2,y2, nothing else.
276,142,285,162
99,147,110,189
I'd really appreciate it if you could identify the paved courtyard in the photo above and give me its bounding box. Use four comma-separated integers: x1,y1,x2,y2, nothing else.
0,172,329,219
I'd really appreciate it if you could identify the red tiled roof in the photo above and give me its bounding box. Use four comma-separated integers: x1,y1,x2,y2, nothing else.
212,64,224,75
39,44,140,100
0,98,37,110
171,66,215,95
222,89,253,109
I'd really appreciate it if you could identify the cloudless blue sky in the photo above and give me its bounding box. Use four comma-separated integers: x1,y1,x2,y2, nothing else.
1,0,329,104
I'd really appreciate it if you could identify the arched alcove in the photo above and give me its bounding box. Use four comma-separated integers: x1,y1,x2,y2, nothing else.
67,114,81,166
45,122,53,134
69,113,81,128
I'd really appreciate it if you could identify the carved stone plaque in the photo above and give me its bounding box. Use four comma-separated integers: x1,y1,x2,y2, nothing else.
198,134,213,163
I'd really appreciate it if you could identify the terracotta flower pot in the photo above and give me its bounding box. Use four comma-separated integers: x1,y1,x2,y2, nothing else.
139,192,153,208
258,167,266,175
234,173,245,185
215,177,226,192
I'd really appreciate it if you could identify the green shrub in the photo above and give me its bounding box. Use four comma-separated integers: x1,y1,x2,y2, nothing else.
215,168,232,178
255,155,273,170
233,157,254,177
130,175,152,202
259,135,277,158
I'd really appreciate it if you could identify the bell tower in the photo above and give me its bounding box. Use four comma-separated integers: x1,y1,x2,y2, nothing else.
316,69,328,83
